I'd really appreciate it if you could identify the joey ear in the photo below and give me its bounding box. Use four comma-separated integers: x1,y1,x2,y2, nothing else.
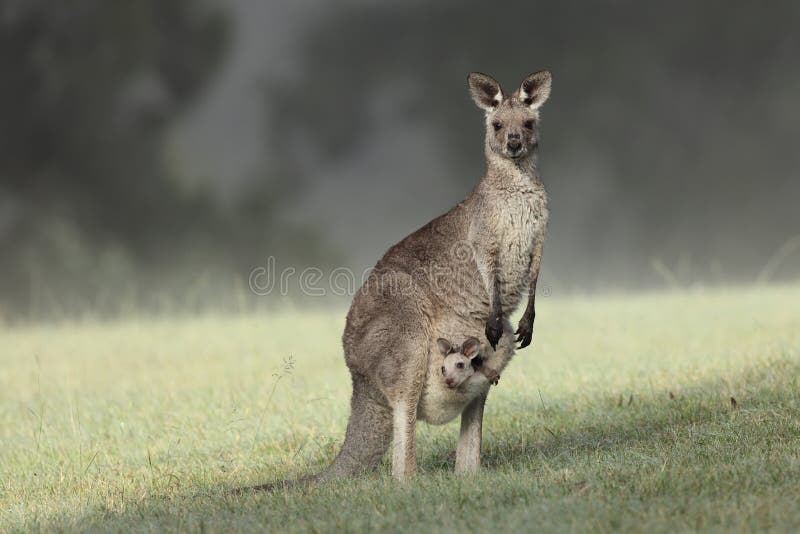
519,70,552,110
461,337,482,360
437,338,453,357
468,72,503,112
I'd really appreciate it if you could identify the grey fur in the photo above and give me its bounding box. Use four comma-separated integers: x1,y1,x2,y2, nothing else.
271,71,551,487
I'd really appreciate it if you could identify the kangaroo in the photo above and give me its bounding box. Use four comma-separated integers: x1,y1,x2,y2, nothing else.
327,70,551,481
438,337,500,388
260,71,551,488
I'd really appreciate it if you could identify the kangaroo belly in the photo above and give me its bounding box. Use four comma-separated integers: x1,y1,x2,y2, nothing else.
418,376,488,425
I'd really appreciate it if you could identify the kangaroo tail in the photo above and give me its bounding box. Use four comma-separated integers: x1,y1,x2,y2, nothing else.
235,473,323,493
238,378,392,493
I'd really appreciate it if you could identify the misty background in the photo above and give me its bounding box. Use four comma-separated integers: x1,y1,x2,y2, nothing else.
2,0,799,320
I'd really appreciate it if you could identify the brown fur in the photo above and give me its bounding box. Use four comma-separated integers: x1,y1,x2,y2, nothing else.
266,71,551,488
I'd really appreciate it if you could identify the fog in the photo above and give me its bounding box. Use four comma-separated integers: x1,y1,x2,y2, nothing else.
2,0,799,319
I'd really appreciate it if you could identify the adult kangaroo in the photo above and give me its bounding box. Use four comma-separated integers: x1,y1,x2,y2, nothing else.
325,70,552,481
283,71,551,487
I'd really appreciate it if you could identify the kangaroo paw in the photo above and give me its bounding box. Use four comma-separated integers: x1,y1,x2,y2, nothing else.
482,368,500,385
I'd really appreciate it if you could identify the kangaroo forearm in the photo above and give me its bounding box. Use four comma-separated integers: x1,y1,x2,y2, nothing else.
524,238,544,314
484,250,504,349
515,237,544,349
491,273,503,317
523,275,538,318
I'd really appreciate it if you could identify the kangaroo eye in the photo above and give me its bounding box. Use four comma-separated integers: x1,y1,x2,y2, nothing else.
524,120,534,130
456,362,465,369
441,366,446,375
492,121,502,131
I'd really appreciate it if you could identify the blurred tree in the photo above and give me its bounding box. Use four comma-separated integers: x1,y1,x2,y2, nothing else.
0,0,231,315
0,1,227,247
263,0,800,287
0,1,332,317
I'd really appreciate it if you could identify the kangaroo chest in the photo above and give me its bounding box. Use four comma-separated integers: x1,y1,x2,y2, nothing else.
493,190,546,308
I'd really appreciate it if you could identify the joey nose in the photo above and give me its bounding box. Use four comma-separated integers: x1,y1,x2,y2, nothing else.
507,139,521,151
445,378,456,387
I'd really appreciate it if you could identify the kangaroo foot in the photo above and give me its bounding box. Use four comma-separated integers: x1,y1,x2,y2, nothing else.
481,367,500,385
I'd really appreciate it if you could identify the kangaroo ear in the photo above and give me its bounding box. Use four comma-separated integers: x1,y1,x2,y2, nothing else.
468,72,503,112
461,337,482,360
519,70,552,110
437,338,453,357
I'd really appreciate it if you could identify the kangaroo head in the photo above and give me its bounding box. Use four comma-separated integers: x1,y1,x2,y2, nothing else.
467,71,552,161
437,337,482,389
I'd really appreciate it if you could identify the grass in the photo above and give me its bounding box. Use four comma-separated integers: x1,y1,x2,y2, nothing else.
1,284,799,532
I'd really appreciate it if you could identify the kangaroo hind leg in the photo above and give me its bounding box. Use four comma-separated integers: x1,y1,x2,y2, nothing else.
392,397,418,481
328,378,393,478
384,335,428,481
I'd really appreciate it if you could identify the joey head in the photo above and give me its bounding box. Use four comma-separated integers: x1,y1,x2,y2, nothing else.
437,337,500,388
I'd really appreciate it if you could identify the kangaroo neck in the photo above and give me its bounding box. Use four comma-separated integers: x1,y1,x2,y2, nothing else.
481,149,539,191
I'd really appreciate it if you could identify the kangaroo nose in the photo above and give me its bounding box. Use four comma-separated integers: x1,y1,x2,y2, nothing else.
446,378,455,387
507,139,521,151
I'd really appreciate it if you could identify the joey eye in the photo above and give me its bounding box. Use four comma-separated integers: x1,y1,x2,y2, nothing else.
441,366,446,375
456,362,465,369
492,121,502,132
524,120,534,130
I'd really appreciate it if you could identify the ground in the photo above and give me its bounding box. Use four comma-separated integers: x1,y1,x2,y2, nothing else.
1,285,799,532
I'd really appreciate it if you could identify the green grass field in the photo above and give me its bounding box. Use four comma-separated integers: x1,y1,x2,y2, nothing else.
2,285,799,532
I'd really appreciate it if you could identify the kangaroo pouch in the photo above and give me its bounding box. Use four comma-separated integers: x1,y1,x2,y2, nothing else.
418,372,490,425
